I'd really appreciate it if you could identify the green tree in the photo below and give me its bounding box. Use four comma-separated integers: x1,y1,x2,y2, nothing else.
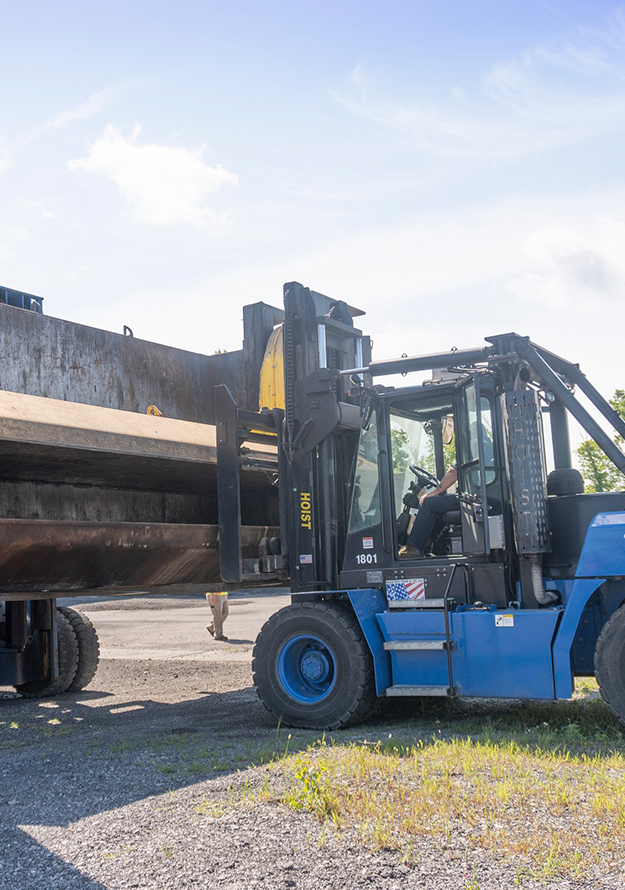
576,389,625,493
391,428,410,473
420,432,456,479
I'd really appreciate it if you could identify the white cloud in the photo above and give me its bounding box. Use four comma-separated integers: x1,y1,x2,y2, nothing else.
511,223,625,309
334,14,625,159
68,125,238,226
24,84,128,143
1,81,135,175
101,194,622,396
47,87,124,131
8,81,137,157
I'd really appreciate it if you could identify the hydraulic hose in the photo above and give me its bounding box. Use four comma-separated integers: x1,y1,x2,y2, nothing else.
530,556,558,606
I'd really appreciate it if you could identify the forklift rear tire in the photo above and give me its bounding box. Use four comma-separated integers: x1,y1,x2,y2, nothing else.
594,603,625,723
58,606,100,691
15,611,79,698
253,601,379,730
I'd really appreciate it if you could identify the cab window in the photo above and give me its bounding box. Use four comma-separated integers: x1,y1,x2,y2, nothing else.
457,384,495,494
347,409,381,532
389,411,436,511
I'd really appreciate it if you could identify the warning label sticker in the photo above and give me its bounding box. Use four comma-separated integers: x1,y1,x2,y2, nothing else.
495,614,514,628
362,537,374,549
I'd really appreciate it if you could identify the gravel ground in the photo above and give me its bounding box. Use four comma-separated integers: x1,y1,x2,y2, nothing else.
1,596,623,890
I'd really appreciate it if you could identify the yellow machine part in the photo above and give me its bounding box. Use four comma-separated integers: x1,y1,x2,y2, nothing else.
259,325,285,410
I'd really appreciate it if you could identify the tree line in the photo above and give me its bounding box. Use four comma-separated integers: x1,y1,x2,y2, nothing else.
576,389,625,493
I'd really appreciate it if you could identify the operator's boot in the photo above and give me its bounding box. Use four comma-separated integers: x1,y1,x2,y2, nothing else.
398,545,424,559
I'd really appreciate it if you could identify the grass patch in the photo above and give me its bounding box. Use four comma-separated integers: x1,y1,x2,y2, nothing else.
104,725,312,780
195,799,230,817
0,739,26,751
86,682,625,881
0,713,78,742
270,729,625,882
384,679,625,757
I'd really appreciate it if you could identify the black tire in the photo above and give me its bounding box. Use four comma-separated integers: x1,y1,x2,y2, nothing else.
594,603,625,723
15,611,79,698
58,606,100,691
252,601,379,730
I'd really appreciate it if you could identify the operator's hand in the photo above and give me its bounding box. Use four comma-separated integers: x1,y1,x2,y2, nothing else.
402,490,421,509
419,467,456,505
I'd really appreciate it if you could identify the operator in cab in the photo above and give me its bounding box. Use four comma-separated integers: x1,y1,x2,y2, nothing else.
398,465,458,559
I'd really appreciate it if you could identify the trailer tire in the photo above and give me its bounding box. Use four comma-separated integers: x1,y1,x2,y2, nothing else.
594,603,625,723
58,606,100,691
253,601,379,730
15,611,79,698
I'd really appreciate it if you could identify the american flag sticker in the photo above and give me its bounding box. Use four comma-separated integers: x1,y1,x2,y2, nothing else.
386,579,426,602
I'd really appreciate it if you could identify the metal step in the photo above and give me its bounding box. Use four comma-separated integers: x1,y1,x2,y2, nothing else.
386,684,453,697
384,640,451,651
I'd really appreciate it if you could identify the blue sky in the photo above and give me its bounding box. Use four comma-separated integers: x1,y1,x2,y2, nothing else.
1,0,624,403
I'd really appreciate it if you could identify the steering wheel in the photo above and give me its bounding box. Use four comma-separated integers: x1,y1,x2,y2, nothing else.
409,465,440,489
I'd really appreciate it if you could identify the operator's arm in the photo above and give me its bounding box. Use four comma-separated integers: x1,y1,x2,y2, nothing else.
420,466,457,504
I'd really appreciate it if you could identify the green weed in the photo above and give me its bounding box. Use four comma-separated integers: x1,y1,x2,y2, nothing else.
160,840,174,860
195,799,229,817
265,732,625,882
463,860,480,890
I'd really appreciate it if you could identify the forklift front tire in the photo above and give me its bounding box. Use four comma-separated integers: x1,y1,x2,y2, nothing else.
594,603,625,724
253,601,378,730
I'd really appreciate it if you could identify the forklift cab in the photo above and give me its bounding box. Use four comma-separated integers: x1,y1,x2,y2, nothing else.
340,371,511,608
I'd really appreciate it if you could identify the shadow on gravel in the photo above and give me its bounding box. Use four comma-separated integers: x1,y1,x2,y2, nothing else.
1,685,303,821
3,825,110,890
381,688,625,758
1,685,296,888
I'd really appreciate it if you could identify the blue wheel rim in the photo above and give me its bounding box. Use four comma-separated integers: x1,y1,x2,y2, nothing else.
277,634,337,704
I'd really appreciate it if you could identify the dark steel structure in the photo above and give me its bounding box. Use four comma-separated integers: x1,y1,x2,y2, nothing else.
0,292,283,693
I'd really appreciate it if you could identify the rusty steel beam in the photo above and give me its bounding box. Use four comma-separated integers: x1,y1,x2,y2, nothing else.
0,519,279,595
0,390,277,495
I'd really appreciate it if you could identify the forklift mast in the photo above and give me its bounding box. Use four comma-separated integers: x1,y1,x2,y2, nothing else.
279,282,370,591
216,282,370,589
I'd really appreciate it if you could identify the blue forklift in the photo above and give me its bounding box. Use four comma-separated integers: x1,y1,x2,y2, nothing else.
216,282,625,729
